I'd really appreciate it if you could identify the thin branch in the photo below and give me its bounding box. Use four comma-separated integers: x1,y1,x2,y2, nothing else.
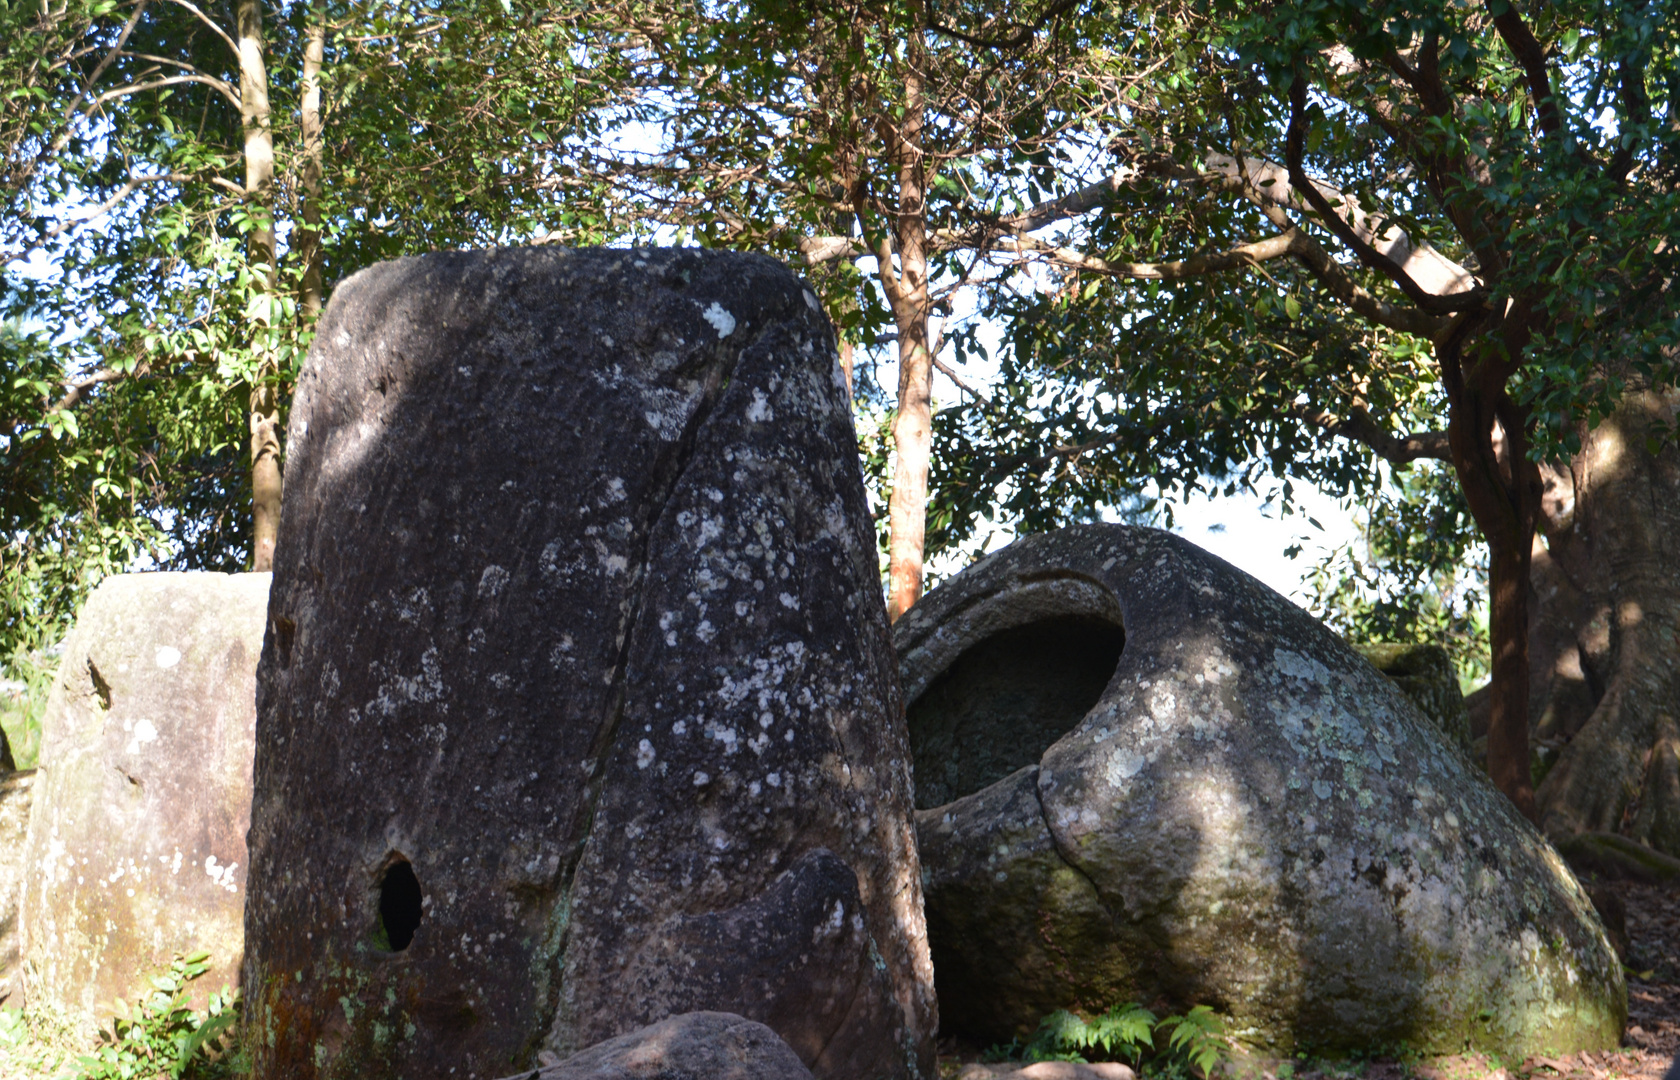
153,0,241,60
42,172,193,240
1291,402,1451,464
933,354,992,405
89,74,242,112
997,229,1298,278
923,0,1078,51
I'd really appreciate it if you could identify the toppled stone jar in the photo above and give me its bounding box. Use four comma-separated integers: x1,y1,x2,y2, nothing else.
19,572,269,1026
898,525,1624,1058
245,247,934,1080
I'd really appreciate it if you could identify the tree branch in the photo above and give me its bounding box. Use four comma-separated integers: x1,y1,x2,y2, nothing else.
1290,402,1451,464
1285,73,1487,314
1488,1,1565,144
923,0,1078,50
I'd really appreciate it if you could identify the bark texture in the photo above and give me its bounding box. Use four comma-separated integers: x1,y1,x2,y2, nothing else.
1528,390,1680,857
243,247,935,1080
238,0,282,572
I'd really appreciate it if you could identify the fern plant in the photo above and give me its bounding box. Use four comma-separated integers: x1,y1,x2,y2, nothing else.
998,1001,1230,1078
68,951,242,1080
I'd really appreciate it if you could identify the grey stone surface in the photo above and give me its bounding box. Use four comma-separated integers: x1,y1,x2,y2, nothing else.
0,768,33,1006
900,525,1624,1058
495,1011,814,1080
19,572,268,1026
1353,642,1473,753
244,247,934,1080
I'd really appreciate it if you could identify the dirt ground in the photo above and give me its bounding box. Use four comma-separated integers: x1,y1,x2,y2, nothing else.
937,879,1680,1080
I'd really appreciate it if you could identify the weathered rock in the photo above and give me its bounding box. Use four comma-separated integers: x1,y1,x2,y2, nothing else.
494,1011,815,1080
900,525,1624,1058
18,572,268,1026
0,769,33,1005
244,247,934,1080
958,1064,1135,1080
1353,643,1472,753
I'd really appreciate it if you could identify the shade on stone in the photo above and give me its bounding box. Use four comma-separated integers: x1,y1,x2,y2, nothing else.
899,525,1624,1058
244,247,935,1080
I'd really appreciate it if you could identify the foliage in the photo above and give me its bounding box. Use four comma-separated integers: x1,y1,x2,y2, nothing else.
67,952,242,1080
0,0,621,656
1299,464,1489,687
0,641,58,771
989,1002,1230,1078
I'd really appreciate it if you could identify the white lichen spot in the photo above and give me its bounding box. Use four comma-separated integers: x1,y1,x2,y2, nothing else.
766,772,782,787
1275,648,1332,685
155,646,181,669
478,565,510,598
204,855,239,893
1106,748,1146,785
747,388,773,423
700,302,736,339
636,739,656,769
125,717,159,755
692,770,711,786
672,720,688,735
778,593,800,610
705,722,740,755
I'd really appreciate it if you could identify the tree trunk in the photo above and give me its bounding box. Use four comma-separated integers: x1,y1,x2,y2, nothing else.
298,12,325,322
882,53,932,623
239,0,281,571
1442,327,1540,820
1524,388,1680,855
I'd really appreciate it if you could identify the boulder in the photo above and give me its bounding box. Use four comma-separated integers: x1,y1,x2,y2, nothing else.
244,247,935,1080
18,572,268,1026
900,525,1624,1058
0,768,33,1005
493,1011,815,1080
1353,643,1472,753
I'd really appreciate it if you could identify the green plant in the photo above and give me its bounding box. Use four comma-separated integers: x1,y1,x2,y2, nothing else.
1003,1002,1231,1078
0,644,58,771
67,952,242,1080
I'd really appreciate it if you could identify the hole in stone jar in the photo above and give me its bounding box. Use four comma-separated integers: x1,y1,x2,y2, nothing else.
906,614,1125,809
376,858,424,952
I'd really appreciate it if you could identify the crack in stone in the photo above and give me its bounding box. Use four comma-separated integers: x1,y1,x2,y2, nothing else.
540,317,782,1051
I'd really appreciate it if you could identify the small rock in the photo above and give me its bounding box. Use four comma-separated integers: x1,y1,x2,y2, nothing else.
958,1064,1136,1080
496,1012,813,1080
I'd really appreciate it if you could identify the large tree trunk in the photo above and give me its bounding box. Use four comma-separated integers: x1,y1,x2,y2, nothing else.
882,52,932,623
239,0,281,571
1525,388,1680,855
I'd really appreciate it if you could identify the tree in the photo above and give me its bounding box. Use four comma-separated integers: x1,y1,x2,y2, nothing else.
936,0,1679,821
582,0,1188,619
0,0,619,655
